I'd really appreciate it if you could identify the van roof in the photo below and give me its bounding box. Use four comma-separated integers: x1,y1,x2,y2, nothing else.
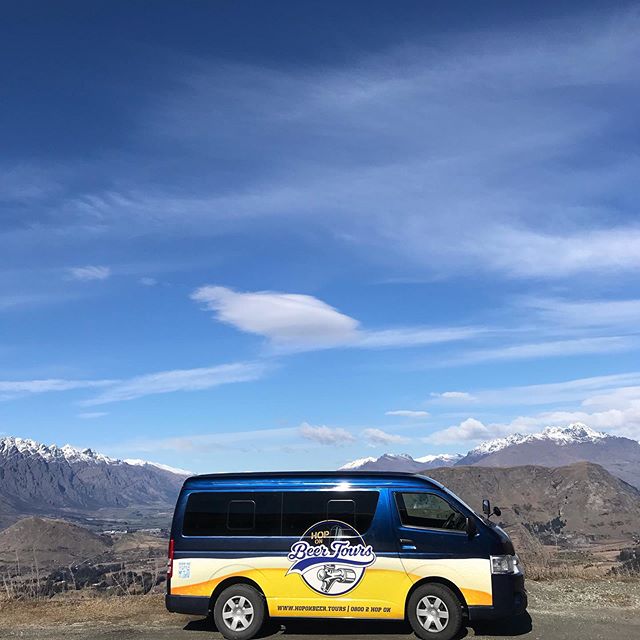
182,470,444,490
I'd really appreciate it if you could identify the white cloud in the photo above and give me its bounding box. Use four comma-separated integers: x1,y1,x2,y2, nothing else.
139,277,158,286
429,418,494,444
298,422,356,446
430,384,640,444
431,391,475,401
192,285,483,352
385,410,429,418
192,286,359,349
67,265,111,281
82,361,267,405
77,412,108,419
363,428,410,445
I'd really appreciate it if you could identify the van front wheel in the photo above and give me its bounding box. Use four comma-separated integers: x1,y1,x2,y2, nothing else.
213,584,265,640
407,583,463,640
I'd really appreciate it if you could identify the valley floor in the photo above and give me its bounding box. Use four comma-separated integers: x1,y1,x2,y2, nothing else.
0,580,638,639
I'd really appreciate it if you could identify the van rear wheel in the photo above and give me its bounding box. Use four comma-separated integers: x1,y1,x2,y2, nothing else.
407,583,463,640
213,584,265,640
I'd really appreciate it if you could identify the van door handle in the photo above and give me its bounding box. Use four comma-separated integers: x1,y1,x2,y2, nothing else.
400,538,417,550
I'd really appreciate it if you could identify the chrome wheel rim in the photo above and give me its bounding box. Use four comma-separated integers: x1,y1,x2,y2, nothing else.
417,595,449,633
222,595,255,631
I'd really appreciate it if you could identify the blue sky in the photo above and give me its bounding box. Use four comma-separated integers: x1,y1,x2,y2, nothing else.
2,1,640,472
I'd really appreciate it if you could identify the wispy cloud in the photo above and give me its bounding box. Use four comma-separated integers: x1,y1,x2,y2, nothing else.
192,285,484,352
385,410,429,418
430,391,475,401
117,426,298,454
0,378,114,401
520,296,640,330
82,361,268,405
355,327,484,349
13,11,640,284
434,372,640,408
67,265,111,281
77,412,108,419
298,422,356,446
0,362,268,406
452,336,636,365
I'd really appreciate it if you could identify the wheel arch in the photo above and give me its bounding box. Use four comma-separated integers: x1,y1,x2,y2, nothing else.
208,576,266,612
405,577,469,618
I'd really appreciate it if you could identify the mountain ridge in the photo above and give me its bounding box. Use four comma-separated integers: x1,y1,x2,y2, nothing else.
0,435,188,529
339,423,640,488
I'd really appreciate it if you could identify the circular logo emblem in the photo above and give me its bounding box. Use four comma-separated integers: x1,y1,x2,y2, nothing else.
286,520,376,596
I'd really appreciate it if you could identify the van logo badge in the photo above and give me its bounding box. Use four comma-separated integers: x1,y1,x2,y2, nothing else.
286,520,376,595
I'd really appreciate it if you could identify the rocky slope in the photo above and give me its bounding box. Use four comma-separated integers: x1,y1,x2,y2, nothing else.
429,461,640,545
0,437,188,528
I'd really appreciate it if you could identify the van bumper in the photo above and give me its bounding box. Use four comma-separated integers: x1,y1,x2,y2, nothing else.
467,574,527,622
166,593,210,616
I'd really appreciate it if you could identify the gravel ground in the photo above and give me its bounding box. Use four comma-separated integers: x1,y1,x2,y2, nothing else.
0,580,638,639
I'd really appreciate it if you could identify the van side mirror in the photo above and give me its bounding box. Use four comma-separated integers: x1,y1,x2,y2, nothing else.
465,517,477,539
482,499,501,518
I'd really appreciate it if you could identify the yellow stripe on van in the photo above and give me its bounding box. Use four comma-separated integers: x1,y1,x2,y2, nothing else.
170,561,492,612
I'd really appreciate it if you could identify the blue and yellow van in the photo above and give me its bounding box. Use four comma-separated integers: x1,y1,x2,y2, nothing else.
166,471,526,640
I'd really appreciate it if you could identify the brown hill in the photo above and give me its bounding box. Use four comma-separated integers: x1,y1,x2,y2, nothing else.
428,461,640,546
0,517,112,567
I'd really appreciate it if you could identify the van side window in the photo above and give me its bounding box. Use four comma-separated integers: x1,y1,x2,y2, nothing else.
395,492,467,531
183,492,280,536
327,499,356,525
227,500,255,530
282,491,378,535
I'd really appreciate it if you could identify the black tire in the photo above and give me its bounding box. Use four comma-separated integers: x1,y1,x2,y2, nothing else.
407,583,463,640
213,584,265,640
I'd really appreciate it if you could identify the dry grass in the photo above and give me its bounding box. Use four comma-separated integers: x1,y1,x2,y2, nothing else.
0,593,176,627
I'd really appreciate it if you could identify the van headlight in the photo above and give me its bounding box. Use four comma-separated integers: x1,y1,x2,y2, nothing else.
490,554,521,575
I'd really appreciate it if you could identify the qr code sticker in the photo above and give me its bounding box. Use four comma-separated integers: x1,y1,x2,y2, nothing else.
178,561,190,579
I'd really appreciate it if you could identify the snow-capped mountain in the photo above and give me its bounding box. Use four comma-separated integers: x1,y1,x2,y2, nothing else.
0,436,191,475
462,423,607,461
455,423,640,489
339,452,462,472
337,423,640,489
416,453,464,465
0,436,189,527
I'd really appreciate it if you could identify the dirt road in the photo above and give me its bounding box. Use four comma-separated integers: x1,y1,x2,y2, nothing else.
1,609,639,640
1,581,638,639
